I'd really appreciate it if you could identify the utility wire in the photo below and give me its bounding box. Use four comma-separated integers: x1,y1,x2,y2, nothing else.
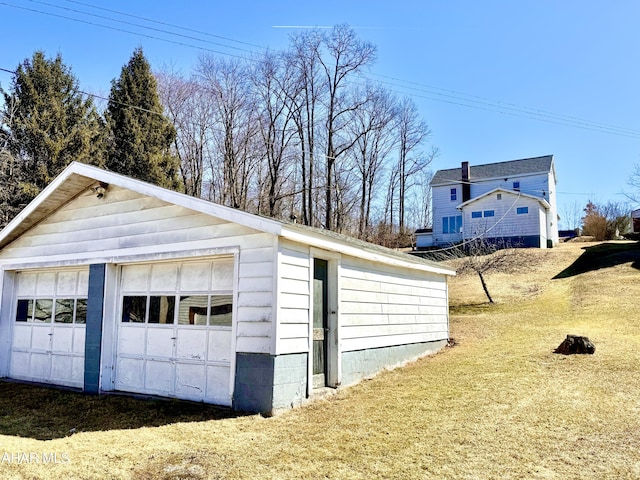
0,2,251,61
2,1,639,139
369,72,640,137
368,78,640,138
26,0,258,55
62,0,267,50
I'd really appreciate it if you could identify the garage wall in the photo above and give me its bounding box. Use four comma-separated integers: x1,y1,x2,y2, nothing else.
276,241,311,355
0,186,277,356
339,258,449,352
0,186,272,264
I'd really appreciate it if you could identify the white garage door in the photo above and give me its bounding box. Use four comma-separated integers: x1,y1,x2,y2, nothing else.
10,269,88,388
115,258,234,405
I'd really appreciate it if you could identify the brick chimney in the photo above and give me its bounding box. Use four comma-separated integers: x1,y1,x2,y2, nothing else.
461,161,471,202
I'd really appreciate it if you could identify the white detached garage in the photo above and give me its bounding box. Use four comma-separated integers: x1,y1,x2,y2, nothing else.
0,163,454,414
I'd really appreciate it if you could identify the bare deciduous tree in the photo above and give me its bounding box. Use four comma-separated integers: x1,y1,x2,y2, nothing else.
627,164,640,203
395,97,433,234
251,51,299,217
197,55,260,210
157,67,216,198
405,167,435,230
559,199,583,232
316,24,377,230
450,238,519,304
348,85,397,239
287,30,324,226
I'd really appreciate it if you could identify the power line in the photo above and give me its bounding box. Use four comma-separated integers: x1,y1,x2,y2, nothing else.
368,72,640,137
62,0,267,50
0,1,251,61
25,0,258,55
2,1,640,139
0,66,171,120
366,77,640,139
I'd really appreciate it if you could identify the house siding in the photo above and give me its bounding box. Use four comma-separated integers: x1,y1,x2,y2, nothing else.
431,161,557,247
432,185,464,244
462,192,546,241
339,257,449,353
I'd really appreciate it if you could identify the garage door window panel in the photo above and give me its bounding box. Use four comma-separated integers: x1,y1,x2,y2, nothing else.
16,299,33,322
34,299,53,323
179,295,208,325
75,299,87,324
210,296,233,327
122,296,147,323
55,299,75,323
148,296,176,324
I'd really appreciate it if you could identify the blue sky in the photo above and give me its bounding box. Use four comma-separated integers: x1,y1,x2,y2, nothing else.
1,0,639,228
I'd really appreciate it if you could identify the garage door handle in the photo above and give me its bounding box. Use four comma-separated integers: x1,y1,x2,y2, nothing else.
48,333,53,336
171,337,177,340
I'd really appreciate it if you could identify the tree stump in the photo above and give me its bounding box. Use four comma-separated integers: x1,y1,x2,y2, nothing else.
554,335,595,355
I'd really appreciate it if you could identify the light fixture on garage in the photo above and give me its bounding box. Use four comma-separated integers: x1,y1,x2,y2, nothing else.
92,182,109,199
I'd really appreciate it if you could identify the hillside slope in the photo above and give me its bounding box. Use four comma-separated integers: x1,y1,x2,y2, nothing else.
0,241,638,479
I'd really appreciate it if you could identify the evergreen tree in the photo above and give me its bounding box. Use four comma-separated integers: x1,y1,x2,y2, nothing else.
0,51,105,225
106,48,182,190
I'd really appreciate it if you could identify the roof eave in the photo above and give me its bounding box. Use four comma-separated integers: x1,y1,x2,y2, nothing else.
280,225,456,276
0,162,285,250
456,188,551,210
431,169,553,187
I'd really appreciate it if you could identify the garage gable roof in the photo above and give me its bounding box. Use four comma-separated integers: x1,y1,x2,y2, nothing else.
456,188,551,210
0,162,454,276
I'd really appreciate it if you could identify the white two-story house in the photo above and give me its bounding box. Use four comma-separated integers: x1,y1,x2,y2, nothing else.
421,155,558,248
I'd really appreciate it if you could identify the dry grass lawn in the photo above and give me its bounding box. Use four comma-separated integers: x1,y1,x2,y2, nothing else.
1,241,640,479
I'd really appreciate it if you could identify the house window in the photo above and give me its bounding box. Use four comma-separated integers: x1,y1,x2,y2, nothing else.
483,210,495,217
517,207,529,215
497,193,502,200
513,181,520,192
450,188,457,201
471,211,482,219
443,215,462,234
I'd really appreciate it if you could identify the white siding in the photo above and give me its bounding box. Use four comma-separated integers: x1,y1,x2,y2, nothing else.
339,258,448,352
468,172,550,200
0,185,277,355
276,241,311,355
415,232,434,248
431,185,463,244
546,170,559,244
461,192,545,239
432,170,557,246
0,186,270,263
231,243,275,355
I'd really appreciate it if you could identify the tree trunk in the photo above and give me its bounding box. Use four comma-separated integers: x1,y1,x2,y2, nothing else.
478,271,494,303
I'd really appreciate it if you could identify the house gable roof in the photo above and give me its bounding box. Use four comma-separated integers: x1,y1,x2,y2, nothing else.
431,155,554,186
455,188,551,210
0,162,454,276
